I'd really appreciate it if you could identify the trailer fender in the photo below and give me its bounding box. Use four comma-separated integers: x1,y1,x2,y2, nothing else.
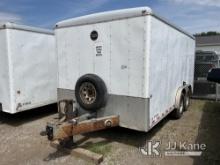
175,85,191,109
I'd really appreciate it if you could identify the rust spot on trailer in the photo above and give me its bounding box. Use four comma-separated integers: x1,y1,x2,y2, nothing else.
55,123,74,140
72,116,119,135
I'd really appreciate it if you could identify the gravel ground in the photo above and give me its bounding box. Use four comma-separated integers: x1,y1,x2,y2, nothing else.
0,100,219,165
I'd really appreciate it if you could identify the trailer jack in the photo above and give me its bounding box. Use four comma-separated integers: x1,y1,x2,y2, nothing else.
46,115,119,145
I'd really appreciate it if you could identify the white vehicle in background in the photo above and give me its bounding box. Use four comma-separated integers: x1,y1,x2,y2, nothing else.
45,7,195,142
0,22,57,114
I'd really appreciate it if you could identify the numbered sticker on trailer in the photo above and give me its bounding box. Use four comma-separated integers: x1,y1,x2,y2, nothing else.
94,43,103,57
96,46,102,56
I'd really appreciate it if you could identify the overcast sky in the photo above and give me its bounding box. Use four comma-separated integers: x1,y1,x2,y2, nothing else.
0,0,219,34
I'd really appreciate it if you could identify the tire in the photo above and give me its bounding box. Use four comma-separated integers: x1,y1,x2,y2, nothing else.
171,94,184,119
75,74,107,111
184,91,191,111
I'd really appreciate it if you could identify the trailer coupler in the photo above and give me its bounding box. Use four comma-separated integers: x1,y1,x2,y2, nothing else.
46,125,54,141
45,115,119,143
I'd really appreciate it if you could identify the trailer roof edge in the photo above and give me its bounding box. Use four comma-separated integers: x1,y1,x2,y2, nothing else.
0,22,54,35
55,7,194,40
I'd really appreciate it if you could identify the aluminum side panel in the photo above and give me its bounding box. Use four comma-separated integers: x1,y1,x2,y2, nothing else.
98,95,149,131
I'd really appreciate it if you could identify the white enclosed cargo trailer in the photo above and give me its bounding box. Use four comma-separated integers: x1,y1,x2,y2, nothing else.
55,7,195,132
0,22,57,114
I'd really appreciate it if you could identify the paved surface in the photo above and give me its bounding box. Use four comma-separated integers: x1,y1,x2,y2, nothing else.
0,100,219,165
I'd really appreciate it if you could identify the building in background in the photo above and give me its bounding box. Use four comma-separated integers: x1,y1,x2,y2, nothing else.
196,35,220,53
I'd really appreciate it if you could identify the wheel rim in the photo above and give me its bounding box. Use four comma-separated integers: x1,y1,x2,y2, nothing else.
79,82,97,105
185,96,190,107
179,101,184,114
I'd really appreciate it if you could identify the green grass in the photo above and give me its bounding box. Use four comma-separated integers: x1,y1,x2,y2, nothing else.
83,141,112,156
190,99,220,112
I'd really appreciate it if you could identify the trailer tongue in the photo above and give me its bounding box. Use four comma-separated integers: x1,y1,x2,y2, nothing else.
46,104,119,145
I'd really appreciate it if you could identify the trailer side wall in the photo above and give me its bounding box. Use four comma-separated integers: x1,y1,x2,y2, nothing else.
148,16,195,127
8,29,57,113
0,29,11,112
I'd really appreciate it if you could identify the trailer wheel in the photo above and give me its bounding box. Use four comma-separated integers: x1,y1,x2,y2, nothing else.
184,91,191,111
171,94,184,119
75,74,107,111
